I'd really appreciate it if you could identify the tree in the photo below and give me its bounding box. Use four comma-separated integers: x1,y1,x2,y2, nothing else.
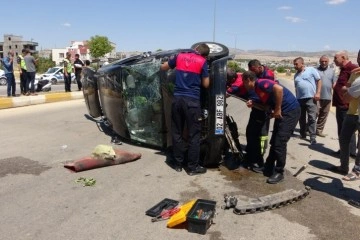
33,54,55,73
87,35,114,59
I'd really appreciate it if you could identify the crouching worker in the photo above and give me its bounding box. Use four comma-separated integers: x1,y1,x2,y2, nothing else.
226,70,246,97
226,69,271,172
242,71,300,184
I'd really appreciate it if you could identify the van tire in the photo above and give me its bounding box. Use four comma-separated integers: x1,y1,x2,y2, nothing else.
191,42,229,61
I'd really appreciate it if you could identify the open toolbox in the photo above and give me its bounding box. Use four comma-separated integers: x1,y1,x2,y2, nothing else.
145,198,179,217
186,199,216,235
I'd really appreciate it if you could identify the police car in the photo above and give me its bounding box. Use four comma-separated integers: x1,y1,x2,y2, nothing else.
82,42,231,167
39,67,76,85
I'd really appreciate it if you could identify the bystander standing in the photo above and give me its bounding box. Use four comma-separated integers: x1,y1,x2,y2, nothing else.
331,50,358,157
342,67,360,181
24,48,38,96
316,55,336,137
2,51,16,97
330,50,360,176
293,57,322,145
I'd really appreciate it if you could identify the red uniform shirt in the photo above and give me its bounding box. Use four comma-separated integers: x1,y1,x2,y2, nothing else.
227,73,248,98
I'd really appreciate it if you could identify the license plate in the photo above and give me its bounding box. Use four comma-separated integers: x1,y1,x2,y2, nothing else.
215,94,224,135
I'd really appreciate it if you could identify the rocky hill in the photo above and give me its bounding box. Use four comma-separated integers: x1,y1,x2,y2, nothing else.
232,49,358,63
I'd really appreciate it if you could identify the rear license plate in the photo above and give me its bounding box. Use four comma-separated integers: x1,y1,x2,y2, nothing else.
215,94,224,135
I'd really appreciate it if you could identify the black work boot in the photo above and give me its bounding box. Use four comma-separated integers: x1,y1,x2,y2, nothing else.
251,163,264,174
187,165,207,176
267,172,284,184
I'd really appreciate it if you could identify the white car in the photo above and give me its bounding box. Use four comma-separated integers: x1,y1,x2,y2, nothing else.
39,67,76,85
0,69,6,85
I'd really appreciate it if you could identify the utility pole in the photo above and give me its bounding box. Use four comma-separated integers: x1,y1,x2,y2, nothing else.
226,31,238,53
213,0,216,42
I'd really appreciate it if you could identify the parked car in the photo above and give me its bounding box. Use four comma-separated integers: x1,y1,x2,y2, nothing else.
0,69,6,85
82,41,231,167
39,67,75,85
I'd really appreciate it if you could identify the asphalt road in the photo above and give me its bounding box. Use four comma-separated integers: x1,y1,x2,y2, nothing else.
0,82,79,96
1,83,360,240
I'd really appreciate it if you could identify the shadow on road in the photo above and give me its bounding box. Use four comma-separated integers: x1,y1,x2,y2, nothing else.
308,159,334,170
308,143,338,157
304,171,360,202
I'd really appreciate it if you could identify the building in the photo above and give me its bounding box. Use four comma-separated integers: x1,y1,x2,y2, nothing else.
51,41,89,65
0,34,38,67
52,48,69,65
52,40,117,66
38,49,52,59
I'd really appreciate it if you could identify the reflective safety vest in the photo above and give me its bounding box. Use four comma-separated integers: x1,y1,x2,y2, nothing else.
18,55,27,70
64,58,73,73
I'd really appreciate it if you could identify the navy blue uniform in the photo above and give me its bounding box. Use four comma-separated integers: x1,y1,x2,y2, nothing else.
254,79,300,174
167,51,209,170
246,68,276,168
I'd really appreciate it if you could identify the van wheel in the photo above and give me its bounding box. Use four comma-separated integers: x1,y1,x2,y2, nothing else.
51,78,57,85
201,136,226,167
191,42,229,61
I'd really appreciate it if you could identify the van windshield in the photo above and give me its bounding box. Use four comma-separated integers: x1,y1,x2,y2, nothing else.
121,61,163,146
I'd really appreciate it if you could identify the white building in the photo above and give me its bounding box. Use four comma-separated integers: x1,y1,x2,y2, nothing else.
52,48,67,65
51,40,117,65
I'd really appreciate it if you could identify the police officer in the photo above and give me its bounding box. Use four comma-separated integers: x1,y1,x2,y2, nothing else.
73,54,84,91
18,49,27,95
63,52,73,92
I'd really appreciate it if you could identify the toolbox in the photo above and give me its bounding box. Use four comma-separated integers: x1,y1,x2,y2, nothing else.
145,198,179,217
167,199,196,228
186,199,216,235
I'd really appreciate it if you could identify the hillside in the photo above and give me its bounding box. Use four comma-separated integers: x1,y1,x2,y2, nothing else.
232,49,358,63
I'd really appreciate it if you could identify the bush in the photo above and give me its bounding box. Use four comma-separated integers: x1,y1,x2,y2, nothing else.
276,66,286,73
35,56,55,73
227,60,241,73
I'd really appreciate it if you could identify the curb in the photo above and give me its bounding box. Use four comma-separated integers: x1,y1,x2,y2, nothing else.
0,92,84,109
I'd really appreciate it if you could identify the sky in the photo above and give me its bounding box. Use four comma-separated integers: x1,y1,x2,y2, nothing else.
2,0,359,53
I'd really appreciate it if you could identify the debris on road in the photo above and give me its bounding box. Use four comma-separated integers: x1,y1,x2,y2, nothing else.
91,144,116,160
64,145,142,172
293,164,308,177
75,177,96,187
231,186,311,215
